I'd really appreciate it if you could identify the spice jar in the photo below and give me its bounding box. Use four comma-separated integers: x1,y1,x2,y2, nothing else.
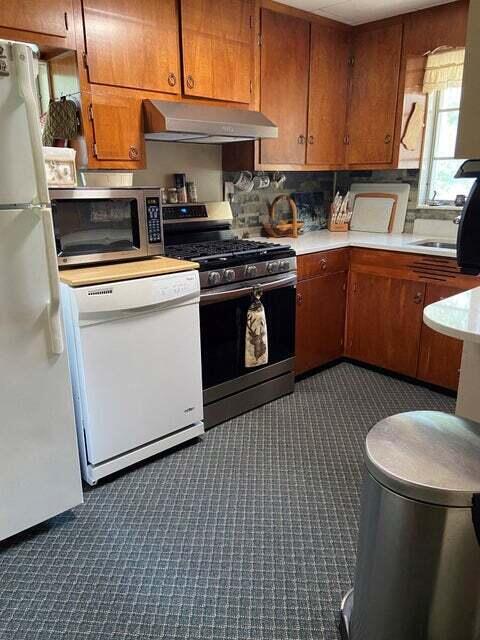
167,187,178,204
187,181,198,203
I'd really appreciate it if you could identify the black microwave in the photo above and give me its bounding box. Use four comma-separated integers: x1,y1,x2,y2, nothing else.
50,188,163,267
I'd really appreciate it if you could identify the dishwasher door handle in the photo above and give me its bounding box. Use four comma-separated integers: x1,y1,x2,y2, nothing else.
200,273,297,305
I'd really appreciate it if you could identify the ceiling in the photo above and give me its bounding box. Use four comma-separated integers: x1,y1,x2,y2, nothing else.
275,0,455,25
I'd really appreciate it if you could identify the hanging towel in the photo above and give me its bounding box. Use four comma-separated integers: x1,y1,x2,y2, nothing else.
42,98,79,146
245,288,268,368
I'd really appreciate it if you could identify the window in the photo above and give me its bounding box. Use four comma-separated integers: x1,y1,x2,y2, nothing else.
418,85,474,207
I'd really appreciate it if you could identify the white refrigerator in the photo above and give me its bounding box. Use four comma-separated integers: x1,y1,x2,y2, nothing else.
0,40,83,541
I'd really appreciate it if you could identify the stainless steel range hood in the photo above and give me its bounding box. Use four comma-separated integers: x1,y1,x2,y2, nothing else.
143,100,278,144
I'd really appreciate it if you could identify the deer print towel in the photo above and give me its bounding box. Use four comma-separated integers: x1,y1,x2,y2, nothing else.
245,289,268,368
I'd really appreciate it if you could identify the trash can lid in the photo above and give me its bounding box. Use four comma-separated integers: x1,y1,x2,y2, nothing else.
365,411,480,507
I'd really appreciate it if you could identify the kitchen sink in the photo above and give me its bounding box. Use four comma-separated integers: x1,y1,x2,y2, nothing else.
410,240,457,250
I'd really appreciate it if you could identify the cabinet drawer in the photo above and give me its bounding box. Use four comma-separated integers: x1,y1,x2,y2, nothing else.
298,248,349,280
350,247,480,289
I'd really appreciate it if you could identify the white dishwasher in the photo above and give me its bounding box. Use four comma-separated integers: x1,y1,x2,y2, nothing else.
62,270,204,485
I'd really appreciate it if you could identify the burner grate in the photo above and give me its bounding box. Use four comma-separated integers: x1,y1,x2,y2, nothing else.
165,238,288,261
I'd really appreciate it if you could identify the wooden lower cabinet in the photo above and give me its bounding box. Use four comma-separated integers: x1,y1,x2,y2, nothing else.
346,271,426,378
417,284,464,390
295,247,478,388
295,271,347,375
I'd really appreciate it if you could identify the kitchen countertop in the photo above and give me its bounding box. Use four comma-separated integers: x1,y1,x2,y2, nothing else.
59,256,199,287
249,230,457,258
424,287,480,344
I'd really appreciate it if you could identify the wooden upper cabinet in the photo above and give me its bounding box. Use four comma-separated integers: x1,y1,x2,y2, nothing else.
88,93,145,165
260,9,310,166
307,24,350,167
0,0,72,38
180,0,253,103
82,0,180,94
346,22,403,166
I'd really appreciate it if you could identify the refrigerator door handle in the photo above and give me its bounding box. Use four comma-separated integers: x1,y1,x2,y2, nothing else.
14,44,63,354
37,207,64,354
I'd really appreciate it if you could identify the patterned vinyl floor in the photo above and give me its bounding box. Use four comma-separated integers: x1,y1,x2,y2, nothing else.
0,363,455,640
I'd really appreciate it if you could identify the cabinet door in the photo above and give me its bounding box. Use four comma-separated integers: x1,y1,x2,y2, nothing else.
296,272,347,375
181,0,253,104
0,0,72,38
347,22,403,166
89,93,144,165
307,25,350,167
259,9,310,165
346,271,425,377
82,0,180,94
417,284,464,390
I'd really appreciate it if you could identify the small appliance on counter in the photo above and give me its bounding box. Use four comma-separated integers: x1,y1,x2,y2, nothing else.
455,159,480,274
50,187,164,267
162,201,297,428
61,269,204,485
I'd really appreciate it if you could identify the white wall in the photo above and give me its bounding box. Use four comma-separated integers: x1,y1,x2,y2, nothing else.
133,141,223,202
456,0,480,158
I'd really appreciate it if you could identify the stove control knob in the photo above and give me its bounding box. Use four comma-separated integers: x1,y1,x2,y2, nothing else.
279,260,290,272
267,261,279,274
208,271,222,286
224,269,236,283
245,265,257,278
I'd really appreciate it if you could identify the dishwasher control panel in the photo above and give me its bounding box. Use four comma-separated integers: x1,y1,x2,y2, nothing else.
71,271,200,319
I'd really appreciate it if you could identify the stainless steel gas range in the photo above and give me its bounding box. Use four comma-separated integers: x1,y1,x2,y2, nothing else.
163,202,297,429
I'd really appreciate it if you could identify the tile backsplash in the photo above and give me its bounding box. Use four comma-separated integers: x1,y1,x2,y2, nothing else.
336,169,461,233
224,168,461,235
223,171,333,237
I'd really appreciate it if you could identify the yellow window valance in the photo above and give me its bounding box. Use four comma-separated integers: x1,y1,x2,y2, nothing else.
423,48,465,94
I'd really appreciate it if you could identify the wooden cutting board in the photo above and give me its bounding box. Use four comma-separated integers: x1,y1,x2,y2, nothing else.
59,256,198,287
350,193,398,233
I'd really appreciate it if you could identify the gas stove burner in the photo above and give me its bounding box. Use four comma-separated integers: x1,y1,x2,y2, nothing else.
165,238,290,262
164,237,296,290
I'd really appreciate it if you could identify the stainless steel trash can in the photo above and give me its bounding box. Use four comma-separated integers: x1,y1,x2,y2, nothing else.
340,411,480,640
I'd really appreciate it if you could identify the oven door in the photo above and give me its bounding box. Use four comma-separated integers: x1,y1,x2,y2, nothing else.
200,273,296,392
51,189,148,267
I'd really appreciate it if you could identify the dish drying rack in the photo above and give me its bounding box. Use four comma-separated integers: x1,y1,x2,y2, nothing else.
328,191,352,232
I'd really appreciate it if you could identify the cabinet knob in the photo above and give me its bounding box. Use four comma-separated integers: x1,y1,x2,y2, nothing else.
384,134,392,144
414,292,423,304
298,134,306,145
168,73,177,87
297,293,303,306
129,146,140,161
320,258,327,271
186,75,195,90
308,135,314,145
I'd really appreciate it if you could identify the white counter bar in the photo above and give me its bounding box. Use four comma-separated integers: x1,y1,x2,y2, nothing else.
249,230,457,258
425,287,480,424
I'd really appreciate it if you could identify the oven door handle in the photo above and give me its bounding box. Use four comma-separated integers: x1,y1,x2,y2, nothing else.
200,273,297,305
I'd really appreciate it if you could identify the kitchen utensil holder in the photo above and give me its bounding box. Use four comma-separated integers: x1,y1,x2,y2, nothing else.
328,219,349,232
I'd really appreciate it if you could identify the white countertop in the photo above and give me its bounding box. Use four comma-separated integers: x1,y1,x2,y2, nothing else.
424,287,480,344
248,230,457,258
